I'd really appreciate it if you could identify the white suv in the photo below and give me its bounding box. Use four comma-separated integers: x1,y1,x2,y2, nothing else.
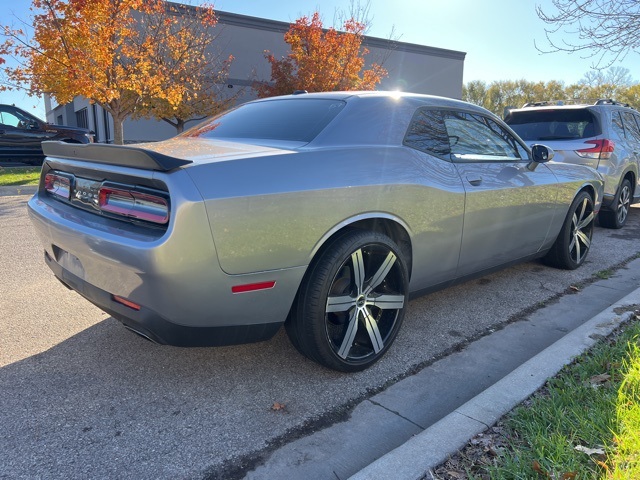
505,100,640,228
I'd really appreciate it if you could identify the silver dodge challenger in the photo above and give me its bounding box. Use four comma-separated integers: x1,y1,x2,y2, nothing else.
28,91,603,371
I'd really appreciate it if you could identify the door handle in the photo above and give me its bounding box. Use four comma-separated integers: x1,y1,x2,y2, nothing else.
466,176,482,186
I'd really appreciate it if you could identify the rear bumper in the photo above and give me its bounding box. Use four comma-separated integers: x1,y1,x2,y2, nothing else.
28,188,306,346
45,250,282,346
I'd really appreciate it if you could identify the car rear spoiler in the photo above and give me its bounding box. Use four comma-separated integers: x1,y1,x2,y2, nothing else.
42,141,193,172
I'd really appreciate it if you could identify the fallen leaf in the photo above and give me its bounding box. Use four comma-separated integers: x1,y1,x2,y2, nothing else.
560,472,577,479
271,402,286,411
589,374,611,387
532,460,550,478
446,471,465,479
569,285,580,292
575,445,605,456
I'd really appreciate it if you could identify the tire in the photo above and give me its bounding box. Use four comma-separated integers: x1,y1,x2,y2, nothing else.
599,178,632,229
544,190,595,270
286,229,409,372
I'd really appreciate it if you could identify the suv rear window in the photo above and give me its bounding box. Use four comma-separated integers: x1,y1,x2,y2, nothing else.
505,109,601,140
181,98,346,143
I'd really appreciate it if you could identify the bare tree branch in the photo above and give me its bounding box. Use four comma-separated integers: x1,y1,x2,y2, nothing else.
536,0,640,68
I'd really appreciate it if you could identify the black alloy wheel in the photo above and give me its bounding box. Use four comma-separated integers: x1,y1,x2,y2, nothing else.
544,190,595,270
286,230,409,372
599,178,631,229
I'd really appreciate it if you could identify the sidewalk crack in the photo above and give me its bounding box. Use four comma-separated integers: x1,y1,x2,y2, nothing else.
368,399,426,430
455,410,491,428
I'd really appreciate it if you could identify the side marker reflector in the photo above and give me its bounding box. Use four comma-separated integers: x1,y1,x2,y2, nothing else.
231,281,276,294
112,295,141,311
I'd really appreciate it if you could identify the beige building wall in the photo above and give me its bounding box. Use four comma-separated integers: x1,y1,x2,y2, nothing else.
46,9,465,143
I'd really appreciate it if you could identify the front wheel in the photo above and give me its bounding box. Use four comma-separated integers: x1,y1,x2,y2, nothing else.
544,190,595,270
286,230,409,372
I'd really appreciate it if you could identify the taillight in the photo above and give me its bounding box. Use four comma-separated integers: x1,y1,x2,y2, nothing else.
575,139,615,159
98,186,169,225
44,172,72,200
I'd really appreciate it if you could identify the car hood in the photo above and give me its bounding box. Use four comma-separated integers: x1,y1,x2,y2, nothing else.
138,137,299,165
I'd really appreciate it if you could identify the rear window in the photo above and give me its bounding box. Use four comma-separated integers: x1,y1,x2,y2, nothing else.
505,109,600,140
180,98,346,143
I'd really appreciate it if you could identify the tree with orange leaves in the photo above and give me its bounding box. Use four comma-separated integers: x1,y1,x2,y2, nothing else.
1,0,231,144
255,12,387,98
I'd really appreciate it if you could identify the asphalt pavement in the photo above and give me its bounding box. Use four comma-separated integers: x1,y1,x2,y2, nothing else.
1,188,640,480
252,260,640,479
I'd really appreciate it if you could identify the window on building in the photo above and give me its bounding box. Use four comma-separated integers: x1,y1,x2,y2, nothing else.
56,115,64,125
76,108,88,129
91,104,99,142
103,109,111,143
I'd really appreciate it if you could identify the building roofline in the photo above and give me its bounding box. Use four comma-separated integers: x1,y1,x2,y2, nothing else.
184,6,466,61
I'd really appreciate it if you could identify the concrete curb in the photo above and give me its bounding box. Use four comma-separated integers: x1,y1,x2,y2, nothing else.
349,287,640,480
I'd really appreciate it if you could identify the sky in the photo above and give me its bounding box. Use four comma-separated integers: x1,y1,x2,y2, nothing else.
1,0,639,119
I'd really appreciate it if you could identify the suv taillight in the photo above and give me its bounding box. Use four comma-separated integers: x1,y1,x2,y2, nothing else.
575,139,615,160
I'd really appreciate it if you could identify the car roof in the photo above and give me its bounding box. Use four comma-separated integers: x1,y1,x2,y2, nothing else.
250,90,495,116
509,100,636,114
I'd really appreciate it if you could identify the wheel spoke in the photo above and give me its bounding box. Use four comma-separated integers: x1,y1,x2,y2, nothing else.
362,309,384,353
577,197,588,222
326,295,357,313
337,310,359,359
576,230,591,250
576,211,594,230
572,238,581,263
364,251,397,295
618,204,628,223
351,249,365,293
370,294,405,310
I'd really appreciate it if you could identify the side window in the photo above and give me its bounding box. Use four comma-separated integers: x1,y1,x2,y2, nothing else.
0,109,22,128
611,111,626,140
444,111,523,160
403,108,450,157
622,111,640,144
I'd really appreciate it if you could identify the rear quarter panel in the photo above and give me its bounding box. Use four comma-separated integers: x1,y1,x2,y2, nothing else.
186,146,467,290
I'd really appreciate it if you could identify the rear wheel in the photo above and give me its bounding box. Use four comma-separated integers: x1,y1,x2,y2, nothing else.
599,178,631,229
286,230,409,372
544,190,595,270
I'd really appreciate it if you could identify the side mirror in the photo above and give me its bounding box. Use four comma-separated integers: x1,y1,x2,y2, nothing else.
527,144,555,171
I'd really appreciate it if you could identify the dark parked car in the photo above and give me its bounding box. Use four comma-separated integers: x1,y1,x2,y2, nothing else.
28,92,603,371
0,104,94,164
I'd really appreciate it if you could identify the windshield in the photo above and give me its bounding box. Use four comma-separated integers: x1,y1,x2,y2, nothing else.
180,98,346,143
505,109,600,140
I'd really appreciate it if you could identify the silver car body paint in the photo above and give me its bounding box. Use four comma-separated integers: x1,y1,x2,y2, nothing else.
27,92,604,345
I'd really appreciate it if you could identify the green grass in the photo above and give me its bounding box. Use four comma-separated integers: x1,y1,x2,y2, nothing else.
595,269,615,280
0,166,41,186
609,339,640,479
479,320,640,479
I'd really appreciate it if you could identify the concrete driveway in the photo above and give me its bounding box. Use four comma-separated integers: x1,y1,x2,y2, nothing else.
1,193,640,479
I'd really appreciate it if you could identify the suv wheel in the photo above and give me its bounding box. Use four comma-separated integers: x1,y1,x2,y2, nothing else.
599,178,631,229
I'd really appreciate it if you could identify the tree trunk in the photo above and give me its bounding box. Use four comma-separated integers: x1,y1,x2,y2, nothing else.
112,115,125,145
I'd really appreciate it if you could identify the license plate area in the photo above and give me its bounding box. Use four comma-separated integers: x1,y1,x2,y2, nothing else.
53,245,85,279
